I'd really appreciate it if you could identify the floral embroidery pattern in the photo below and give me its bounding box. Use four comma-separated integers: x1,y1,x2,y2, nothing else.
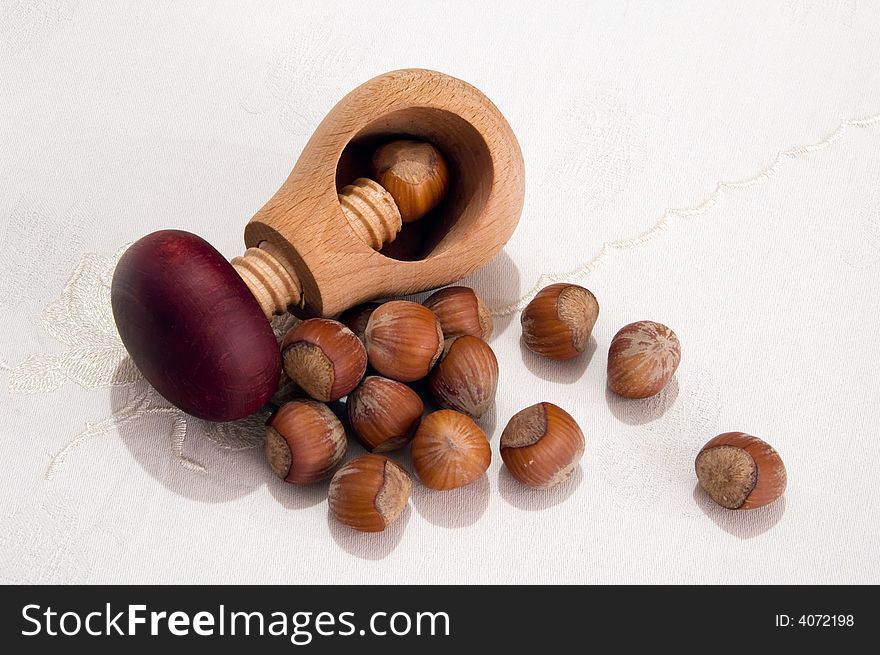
0,494,89,584
240,8,380,137
3,248,293,480
0,196,96,316
598,367,721,517
490,112,880,316
7,246,136,394
543,93,646,212
1,0,78,52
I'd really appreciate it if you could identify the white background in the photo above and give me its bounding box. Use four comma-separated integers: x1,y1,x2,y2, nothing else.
1,0,878,583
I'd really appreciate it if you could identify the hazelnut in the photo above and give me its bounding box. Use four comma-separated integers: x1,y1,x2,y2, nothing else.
428,336,498,418
347,376,424,452
281,318,367,402
339,302,381,342
328,454,412,532
364,300,444,382
411,410,491,490
371,139,449,223
607,320,680,399
521,283,599,360
423,286,493,341
265,400,347,484
695,432,787,510
500,402,584,489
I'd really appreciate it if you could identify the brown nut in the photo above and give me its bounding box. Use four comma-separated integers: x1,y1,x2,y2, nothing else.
411,410,491,490
695,432,787,510
607,320,680,399
328,454,412,532
364,300,443,382
339,302,381,342
423,286,493,341
281,318,367,402
371,140,449,223
500,402,584,489
347,376,424,452
265,400,347,484
521,283,599,360
428,336,498,418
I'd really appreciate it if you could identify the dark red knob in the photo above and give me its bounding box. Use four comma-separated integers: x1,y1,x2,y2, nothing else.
111,230,281,421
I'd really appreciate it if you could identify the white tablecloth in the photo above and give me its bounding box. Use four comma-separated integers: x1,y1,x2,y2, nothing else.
2,1,878,584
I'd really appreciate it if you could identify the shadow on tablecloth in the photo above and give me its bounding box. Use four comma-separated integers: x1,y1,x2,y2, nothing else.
692,483,786,539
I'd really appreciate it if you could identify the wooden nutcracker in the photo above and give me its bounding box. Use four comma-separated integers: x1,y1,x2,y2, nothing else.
112,69,524,421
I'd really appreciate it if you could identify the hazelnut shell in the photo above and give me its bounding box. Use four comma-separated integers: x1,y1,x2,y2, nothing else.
265,399,347,484
371,140,449,223
328,455,412,532
411,410,491,490
521,283,599,360
695,432,787,510
423,286,493,341
428,336,498,418
338,302,381,342
347,376,424,452
607,320,681,399
500,402,585,489
364,300,444,382
281,318,367,402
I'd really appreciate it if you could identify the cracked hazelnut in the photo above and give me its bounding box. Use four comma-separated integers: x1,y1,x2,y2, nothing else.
428,336,498,418
521,283,599,360
328,455,412,532
411,410,491,490
265,400,347,484
423,286,493,341
695,432,787,510
607,320,680,399
364,300,444,382
281,318,367,402
347,376,424,452
500,402,584,489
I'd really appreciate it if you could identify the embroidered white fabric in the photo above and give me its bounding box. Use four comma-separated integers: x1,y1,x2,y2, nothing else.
1,1,878,584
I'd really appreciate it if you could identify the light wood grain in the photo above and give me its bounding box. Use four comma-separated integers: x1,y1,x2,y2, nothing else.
231,243,302,319
241,68,525,317
338,177,402,251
